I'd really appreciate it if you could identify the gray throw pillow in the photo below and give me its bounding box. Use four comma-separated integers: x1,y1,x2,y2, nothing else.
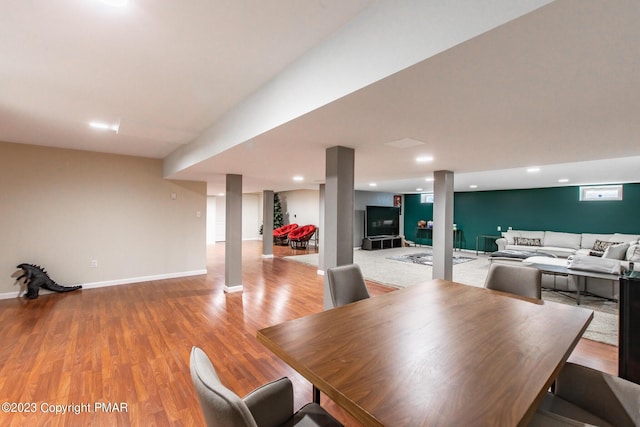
603,243,630,260
513,236,542,246
590,239,622,257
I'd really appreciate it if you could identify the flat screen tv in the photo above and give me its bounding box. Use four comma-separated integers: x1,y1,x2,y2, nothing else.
365,205,400,237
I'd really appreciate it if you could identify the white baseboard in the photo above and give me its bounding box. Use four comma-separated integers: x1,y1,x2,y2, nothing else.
223,285,243,293
0,269,208,300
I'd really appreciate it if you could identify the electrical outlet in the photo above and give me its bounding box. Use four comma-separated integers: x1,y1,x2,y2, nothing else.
91,260,98,268
497,226,501,231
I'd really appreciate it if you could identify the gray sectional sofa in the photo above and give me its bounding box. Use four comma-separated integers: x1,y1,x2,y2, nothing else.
495,230,640,299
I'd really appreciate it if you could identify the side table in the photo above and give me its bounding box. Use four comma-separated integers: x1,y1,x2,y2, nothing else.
476,234,500,255
620,272,640,385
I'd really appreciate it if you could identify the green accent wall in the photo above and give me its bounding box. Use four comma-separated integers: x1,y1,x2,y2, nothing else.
404,183,640,250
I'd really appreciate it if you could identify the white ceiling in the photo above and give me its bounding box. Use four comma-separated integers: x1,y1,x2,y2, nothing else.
2,0,640,195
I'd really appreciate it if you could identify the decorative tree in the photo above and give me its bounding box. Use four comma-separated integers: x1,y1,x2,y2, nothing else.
259,192,285,234
273,192,284,229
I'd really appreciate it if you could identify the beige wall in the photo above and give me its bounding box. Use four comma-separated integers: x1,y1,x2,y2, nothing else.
1,142,207,297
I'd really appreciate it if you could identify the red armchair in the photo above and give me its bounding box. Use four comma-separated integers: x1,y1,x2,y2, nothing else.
288,224,317,249
273,223,298,245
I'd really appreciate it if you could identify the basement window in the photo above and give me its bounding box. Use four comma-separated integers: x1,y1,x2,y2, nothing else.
420,193,434,204
579,185,623,201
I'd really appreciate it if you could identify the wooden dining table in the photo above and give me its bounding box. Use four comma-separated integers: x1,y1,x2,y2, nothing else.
257,279,593,427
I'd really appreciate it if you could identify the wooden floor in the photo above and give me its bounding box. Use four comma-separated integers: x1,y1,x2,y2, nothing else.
0,241,617,426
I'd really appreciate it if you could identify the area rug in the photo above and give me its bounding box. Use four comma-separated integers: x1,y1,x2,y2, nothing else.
542,290,618,346
387,251,476,266
284,247,617,346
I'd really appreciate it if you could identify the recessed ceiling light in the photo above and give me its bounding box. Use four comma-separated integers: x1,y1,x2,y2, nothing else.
416,156,434,163
425,177,434,182
558,178,569,183
469,185,478,189
416,188,423,192
369,183,377,187
527,167,541,173
218,193,225,196
89,121,119,132
100,0,129,7
293,176,304,182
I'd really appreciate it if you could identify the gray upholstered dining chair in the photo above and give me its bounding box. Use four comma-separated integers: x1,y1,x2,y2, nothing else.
529,362,640,427
484,262,542,299
326,264,370,308
189,346,343,427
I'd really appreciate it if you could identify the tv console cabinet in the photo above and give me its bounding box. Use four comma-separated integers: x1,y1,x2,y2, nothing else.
362,235,402,251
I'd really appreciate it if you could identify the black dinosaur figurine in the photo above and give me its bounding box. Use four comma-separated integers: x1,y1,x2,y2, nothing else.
14,263,82,299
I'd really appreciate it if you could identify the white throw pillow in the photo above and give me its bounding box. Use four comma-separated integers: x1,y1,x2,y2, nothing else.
603,243,630,260
628,245,640,262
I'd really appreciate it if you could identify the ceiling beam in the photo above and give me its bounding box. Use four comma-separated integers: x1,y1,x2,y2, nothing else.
163,0,555,180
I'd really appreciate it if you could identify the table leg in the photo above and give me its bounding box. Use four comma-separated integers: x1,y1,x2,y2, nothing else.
475,235,479,256
577,276,582,305
313,385,320,404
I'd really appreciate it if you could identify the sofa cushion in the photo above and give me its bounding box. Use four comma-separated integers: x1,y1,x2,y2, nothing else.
513,236,542,246
581,233,614,249
603,243,630,260
568,255,621,274
502,231,523,245
611,233,640,244
502,230,545,245
520,230,545,240
545,231,582,250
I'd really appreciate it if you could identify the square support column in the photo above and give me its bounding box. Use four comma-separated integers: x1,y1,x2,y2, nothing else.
432,170,454,281
318,184,325,275
323,146,354,309
225,174,243,292
262,190,274,259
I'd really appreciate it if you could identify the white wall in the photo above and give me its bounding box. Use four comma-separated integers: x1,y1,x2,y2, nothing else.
206,196,217,244
208,193,262,242
0,141,207,297
279,190,320,226
242,193,262,240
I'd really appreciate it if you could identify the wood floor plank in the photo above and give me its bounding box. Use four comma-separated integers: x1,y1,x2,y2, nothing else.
0,241,617,426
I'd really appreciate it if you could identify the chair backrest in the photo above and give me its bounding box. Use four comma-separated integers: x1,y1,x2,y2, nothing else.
190,347,258,427
288,224,316,241
273,223,298,237
327,264,370,308
484,263,542,299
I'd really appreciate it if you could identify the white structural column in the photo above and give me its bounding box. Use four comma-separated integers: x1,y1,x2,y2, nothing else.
432,170,454,280
224,174,243,292
317,184,325,275
323,147,354,309
262,190,274,259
